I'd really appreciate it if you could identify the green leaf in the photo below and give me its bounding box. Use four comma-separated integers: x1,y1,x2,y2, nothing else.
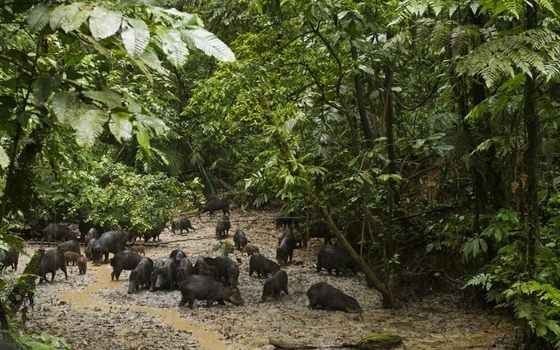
83,89,122,109
126,97,142,114
181,28,235,62
51,92,79,124
109,112,133,142
136,126,151,150
27,4,49,32
138,48,168,75
0,145,10,169
157,29,189,67
72,108,107,146
135,114,169,136
89,6,122,40
378,174,402,183
32,77,54,106
50,4,76,30
61,3,91,33
121,18,150,57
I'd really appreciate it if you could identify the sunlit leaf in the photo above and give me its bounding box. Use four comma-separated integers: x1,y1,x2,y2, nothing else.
27,4,49,32
110,112,133,142
89,6,122,40
121,18,150,57
181,28,235,62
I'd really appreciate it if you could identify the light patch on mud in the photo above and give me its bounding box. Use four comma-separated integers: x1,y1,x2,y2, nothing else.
61,263,228,350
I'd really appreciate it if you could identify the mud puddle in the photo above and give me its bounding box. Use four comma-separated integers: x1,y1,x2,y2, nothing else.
61,263,228,350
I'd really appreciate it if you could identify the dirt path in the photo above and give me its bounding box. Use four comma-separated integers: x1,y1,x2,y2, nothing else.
21,210,514,349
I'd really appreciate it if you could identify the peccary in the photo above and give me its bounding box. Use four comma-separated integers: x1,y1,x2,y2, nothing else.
214,256,239,286
169,249,187,261
85,238,96,260
0,247,19,272
244,244,260,256
249,254,280,278
201,197,230,216
172,216,195,234
64,251,80,266
306,282,361,313
110,250,142,280
176,258,195,285
233,229,248,251
126,231,138,244
79,221,107,242
169,249,187,287
316,245,358,275
142,229,161,242
128,257,153,294
57,239,80,255
43,223,80,242
194,256,217,277
85,227,100,243
39,248,67,283
178,275,243,308
215,215,230,240
308,220,333,245
193,256,238,286
77,255,87,275
131,246,145,256
276,234,297,265
275,216,300,230
277,228,304,249
261,270,289,302
150,258,175,291
91,230,128,263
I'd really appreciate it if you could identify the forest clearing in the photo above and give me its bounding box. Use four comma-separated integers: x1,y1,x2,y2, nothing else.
20,210,512,350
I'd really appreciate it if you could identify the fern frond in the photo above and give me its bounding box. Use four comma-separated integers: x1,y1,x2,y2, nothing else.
457,29,560,87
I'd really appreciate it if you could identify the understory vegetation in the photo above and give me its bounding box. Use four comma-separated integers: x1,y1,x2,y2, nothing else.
1,0,560,348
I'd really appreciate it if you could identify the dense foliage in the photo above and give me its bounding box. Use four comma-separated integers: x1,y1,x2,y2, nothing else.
1,0,560,347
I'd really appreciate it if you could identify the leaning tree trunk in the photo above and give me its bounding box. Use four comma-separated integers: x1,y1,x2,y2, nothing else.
319,206,395,308
524,0,540,276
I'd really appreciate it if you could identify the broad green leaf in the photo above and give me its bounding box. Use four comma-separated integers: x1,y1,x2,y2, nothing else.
27,4,49,32
72,108,107,146
0,145,9,169
89,6,122,40
50,4,77,30
126,97,142,114
157,29,189,67
181,28,235,62
139,48,168,75
51,92,79,123
135,114,169,135
50,3,91,32
121,18,150,57
136,126,151,150
109,112,133,142
61,3,91,33
153,7,203,26
83,89,122,109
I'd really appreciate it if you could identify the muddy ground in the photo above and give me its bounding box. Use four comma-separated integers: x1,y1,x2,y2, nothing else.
16,210,515,349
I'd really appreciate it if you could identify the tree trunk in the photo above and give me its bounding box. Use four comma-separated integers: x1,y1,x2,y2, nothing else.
319,206,395,308
524,0,539,276
383,61,398,288
350,43,375,143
